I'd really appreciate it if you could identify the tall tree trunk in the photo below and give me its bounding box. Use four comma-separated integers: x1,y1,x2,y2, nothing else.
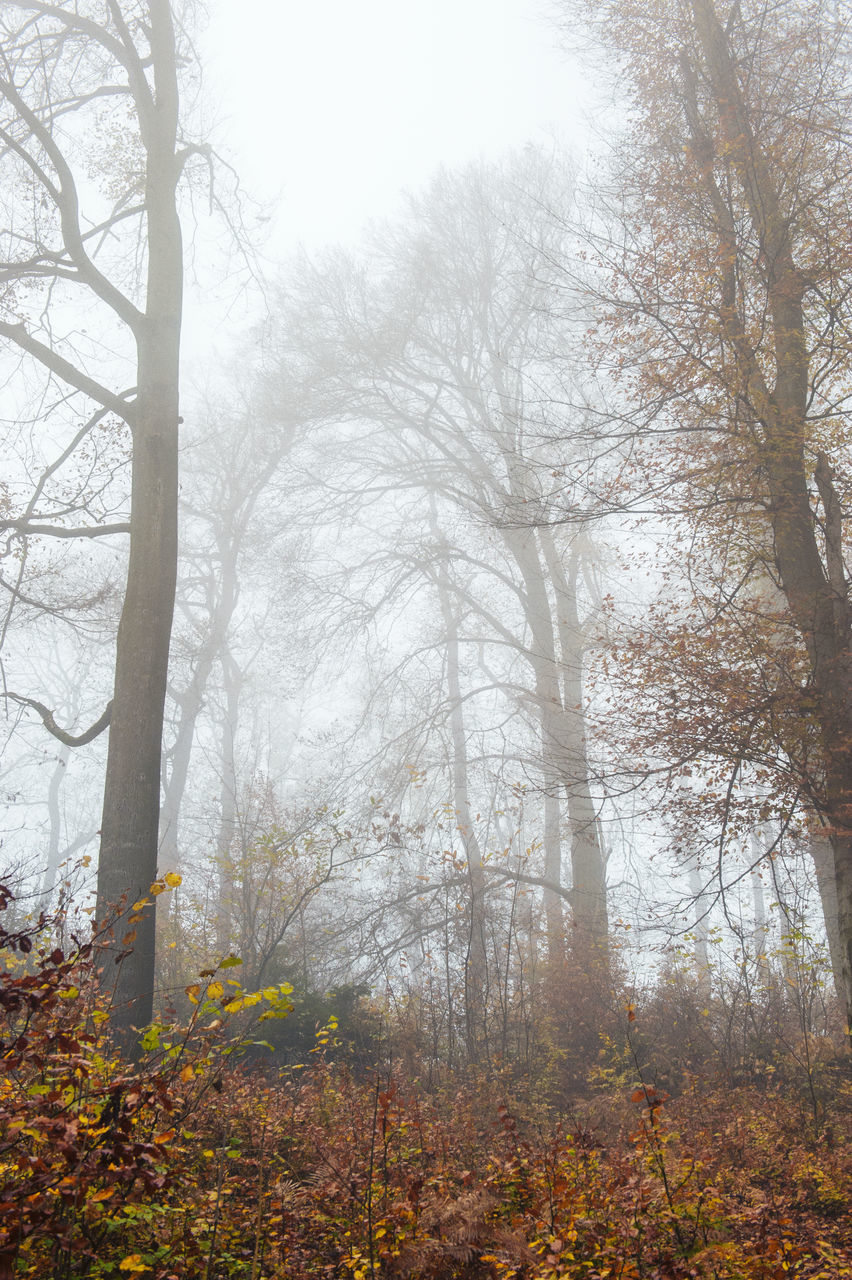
502,526,565,960
540,531,609,965
41,744,70,899
429,506,490,1057
811,830,843,996
215,649,242,957
688,855,712,993
96,0,183,1037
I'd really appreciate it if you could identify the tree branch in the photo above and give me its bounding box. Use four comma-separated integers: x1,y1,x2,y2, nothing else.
0,321,136,423
6,693,111,746
0,520,130,539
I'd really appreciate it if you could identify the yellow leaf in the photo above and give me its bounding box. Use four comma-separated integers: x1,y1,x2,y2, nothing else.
207,981,224,1000
186,984,200,1005
90,1187,114,1203
180,1065,194,1083
150,882,166,896
118,1256,148,1273
154,1129,175,1145
164,871,182,888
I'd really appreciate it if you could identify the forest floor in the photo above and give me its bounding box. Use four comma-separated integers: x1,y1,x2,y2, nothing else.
5,1029,852,1279
3,914,852,1278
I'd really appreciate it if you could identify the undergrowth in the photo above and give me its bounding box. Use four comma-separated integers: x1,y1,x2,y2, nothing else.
1,889,851,1279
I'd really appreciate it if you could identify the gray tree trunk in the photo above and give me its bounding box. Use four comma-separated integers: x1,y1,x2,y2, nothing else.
96,0,184,1036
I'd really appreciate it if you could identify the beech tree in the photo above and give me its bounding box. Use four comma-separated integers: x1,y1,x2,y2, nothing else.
572,0,852,1023
0,0,197,1033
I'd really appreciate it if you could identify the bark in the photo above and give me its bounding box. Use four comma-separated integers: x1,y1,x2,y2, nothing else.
95,0,183,1036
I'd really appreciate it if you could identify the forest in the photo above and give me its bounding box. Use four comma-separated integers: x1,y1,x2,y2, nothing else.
1,0,852,1276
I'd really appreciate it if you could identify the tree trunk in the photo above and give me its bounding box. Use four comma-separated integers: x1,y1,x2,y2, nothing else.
41,744,70,900
96,0,183,1037
688,854,712,994
540,531,609,965
501,525,566,960
430,510,490,1057
811,830,843,996
215,649,241,957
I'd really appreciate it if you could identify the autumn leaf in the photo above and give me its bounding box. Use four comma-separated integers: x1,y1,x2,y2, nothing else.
118,1257,148,1274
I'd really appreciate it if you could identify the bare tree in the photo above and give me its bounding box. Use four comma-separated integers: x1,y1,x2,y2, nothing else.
0,0,202,1033
268,153,610,968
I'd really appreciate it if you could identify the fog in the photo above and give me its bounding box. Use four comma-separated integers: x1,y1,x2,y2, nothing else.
0,0,844,1070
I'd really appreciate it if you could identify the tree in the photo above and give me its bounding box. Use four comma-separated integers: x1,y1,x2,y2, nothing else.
572,0,852,1024
0,0,198,1033
269,153,610,970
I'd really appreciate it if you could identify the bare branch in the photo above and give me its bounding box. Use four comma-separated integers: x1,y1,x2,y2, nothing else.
5,692,111,746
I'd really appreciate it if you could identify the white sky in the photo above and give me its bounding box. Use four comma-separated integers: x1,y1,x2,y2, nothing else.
201,0,594,251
